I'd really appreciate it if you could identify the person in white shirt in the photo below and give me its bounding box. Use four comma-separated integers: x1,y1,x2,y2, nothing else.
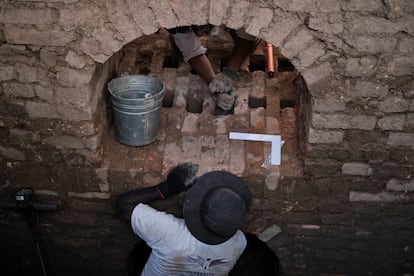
114,163,252,275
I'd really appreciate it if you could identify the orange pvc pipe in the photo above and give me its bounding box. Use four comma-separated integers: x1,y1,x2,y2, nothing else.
267,43,274,78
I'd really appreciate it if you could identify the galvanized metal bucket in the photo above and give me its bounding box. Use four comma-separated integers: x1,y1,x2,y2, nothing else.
108,75,164,146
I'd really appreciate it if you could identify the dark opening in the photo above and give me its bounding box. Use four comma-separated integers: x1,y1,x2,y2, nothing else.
278,58,295,72
163,56,180,68
280,99,296,109
214,105,234,116
248,96,267,108
162,89,175,108
186,89,204,113
136,50,152,74
249,54,266,72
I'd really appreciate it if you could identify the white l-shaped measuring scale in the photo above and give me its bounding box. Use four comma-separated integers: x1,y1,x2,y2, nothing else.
229,132,283,165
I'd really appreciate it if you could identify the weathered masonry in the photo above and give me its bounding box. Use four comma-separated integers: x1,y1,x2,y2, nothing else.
0,1,413,275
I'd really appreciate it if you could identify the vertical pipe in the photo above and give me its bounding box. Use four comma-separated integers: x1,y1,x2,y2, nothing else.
266,43,274,78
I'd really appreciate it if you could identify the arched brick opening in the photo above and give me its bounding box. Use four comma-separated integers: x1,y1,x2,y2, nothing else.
96,24,309,182
82,3,324,183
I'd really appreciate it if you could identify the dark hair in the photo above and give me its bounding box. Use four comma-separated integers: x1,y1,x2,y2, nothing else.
229,233,282,276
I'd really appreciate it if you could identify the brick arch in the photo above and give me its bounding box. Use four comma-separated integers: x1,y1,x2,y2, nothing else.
79,1,332,94
74,1,326,156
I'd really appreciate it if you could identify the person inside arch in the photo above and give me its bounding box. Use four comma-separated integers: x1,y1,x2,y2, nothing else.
168,26,259,111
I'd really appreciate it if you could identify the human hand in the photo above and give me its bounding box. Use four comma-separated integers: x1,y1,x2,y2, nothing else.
159,163,199,197
209,68,237,94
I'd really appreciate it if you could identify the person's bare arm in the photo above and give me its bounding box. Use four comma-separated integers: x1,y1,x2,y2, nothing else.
114,163,198,222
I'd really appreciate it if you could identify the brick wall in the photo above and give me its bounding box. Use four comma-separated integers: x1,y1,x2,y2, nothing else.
0,1,413,275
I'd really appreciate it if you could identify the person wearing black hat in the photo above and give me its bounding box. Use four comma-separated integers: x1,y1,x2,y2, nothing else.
114,162,252,275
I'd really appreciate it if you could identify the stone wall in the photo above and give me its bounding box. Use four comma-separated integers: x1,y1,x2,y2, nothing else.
0,0,413,275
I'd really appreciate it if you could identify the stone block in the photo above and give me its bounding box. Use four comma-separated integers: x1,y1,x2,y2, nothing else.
0,145,25,160
313,96,345,112
65,51,87,69
83,134,101,151
126,1,159,35
378,97,410,113
44,135,89,150
399,35,414,53
79,37,111,64
59,105,95,121
225,0,250,30
345,36,397,53
181,136,201,160
234,87,249,115
281,28,314,58
68,191,111,200
302,61,334,90
258,224,282,242
106,1,143,43
144,150,164,175
296,42,326,68
59,7,101,29
353,81,388,99
273,0,318,12
303,159,342,177
34,85,54,102
3,82,35,98
345,57,378,77
15,63,44,83
56,66,95,87
251,107,265,131
266,116,280,134
25,101,60,119
90,25,124,58
308,128,344,144
230,140,245,176
4,27,75,47
341,0,383,11
315,0,341,12
54,86,92,109
245,7,273,37
261,12,302,47
265,170,280,191
265,87,280,116
387,132,414,147
181,113,199,134
377,115,406,130
342,162,374,176
215,135,230,164
349,191,410,202
0,65,16,81
346,15,406,34
386,178,414,192
214,116,228,135
0,8,56,25
406,113,414,129
312,113,377,130
385,56,414,76
209,0,232,26
251,71,266,98
308,14,343,34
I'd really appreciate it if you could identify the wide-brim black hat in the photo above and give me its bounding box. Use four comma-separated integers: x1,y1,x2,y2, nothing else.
183,171,252,245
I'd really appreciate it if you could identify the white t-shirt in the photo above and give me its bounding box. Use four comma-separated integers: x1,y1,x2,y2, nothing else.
131,203,247,276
